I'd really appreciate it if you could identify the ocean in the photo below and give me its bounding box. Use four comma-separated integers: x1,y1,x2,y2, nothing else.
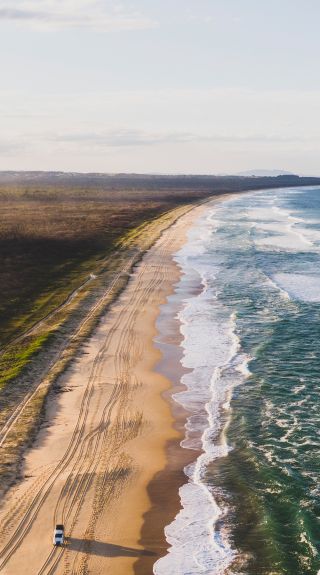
154,186,320,575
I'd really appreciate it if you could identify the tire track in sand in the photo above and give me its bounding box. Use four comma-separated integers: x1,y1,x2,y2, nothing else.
0,220,182,575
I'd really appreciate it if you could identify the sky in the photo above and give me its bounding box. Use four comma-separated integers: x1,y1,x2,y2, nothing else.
1,0,320,174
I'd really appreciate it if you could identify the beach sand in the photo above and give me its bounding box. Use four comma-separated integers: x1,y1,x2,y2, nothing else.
0,201,208,575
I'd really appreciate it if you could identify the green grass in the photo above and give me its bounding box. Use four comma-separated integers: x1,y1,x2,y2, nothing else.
0,333,52,389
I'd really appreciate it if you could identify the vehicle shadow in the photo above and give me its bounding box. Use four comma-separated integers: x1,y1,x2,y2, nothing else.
67,538,156,558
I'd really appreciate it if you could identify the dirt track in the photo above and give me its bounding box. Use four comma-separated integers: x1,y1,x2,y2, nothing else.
0,206,204,575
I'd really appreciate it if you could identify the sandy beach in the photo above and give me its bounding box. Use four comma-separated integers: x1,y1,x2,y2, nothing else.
0,201,208,575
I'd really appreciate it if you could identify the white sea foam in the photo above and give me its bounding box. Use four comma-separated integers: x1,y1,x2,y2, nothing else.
154,207,251,575
248,202,317,252
272,273,320,302
264,274,291,300
292,225,320,246
293,379,306,394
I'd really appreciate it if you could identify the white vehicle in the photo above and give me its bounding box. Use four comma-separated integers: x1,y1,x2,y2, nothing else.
53,524,65,546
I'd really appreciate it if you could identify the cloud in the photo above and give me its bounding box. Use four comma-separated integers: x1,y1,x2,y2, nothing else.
3,87,320,173
53,129,200,147
0,8,45,19
184,6,214,24
50,128,319,150
0,138,26,155
0,0,157,30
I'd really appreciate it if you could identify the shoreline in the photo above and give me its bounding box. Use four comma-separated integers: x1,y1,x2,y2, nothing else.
0,199,212,574
135,238,203,574
138,194,236,572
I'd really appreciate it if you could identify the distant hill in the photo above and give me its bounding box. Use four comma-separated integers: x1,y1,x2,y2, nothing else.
236,169,297,177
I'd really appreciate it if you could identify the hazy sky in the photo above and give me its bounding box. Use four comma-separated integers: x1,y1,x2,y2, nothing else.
1,0,320,174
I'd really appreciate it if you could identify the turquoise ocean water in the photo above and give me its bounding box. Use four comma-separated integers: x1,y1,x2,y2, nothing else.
155,187,320,575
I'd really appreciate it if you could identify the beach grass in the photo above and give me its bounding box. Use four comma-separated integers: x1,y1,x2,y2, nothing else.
0,333,53,390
